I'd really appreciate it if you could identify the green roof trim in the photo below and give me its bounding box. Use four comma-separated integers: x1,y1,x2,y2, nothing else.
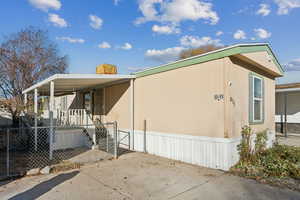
134,44,283,78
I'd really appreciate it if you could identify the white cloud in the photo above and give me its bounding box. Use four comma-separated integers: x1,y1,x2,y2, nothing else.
48,14,67,27
256,4,271,16
89,15,103,29
180,35,222,48
274,0,300,15
120,43,133,50
135,0,219,25
98,42,111,49
254,28,272,39
236,6,252,15
145,47,185,62
233,30,246,40
216,31,223,36
127,66,146,72
284,58,300,71
152,24,180,34
56,37,84,43
28,0,61,11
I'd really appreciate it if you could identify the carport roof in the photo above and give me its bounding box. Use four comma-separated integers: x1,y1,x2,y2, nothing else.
276,71,300,92
22,74,135,96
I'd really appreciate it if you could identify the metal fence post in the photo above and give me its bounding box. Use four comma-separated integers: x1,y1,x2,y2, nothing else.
49,81,54,160
34,113,38,151
34,88,38,151
6,129,9,177
49,124,53,160
143,120,147,153
114,121,118,159
106,129,109,152
128,131,131,150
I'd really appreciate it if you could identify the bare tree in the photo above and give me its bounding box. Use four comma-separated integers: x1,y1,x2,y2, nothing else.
0,27,68,125
179,44,224,60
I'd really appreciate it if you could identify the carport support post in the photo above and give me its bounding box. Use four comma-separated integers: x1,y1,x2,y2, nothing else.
49,81,54,160
34,89,38,151
284,93,288,138
114,121,118,159
130,79,134,150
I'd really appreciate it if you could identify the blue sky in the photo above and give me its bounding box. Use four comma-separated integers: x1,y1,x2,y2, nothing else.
0,0,300,74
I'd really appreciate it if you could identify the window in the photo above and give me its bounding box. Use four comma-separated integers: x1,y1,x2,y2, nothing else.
84,92,91,112
250,74,264,123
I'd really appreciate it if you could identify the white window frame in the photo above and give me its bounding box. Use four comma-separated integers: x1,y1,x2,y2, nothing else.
252,76,263,123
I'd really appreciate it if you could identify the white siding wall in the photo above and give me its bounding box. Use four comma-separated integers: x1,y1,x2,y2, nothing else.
53,129,91,150
127,130,275,171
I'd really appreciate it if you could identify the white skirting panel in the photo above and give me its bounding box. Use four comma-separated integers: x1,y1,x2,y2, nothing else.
127,130,275,171
53,129,90,150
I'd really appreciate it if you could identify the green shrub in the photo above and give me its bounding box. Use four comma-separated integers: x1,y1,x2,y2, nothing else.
233,126,300,180
259,145,300,179
255,130,268,154
237,126,253,163
237,126,268,163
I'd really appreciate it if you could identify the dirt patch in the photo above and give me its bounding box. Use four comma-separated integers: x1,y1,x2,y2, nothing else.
51,161,82,173
231,169,300,192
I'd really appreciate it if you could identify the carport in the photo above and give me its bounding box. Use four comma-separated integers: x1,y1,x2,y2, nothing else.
276,71,300,137
22,74,135,158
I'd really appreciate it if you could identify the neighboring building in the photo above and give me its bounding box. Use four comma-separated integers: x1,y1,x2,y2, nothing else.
0,98,12,127
23,43,283,170
276,71,300,135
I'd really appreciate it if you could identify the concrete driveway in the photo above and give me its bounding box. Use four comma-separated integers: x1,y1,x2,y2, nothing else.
277,135,300,147
1,152,300,200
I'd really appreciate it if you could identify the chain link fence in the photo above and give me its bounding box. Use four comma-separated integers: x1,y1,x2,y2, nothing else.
0,121,130,180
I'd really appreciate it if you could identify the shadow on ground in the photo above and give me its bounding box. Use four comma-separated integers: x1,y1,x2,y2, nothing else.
8,171,79,200
0,179,14,187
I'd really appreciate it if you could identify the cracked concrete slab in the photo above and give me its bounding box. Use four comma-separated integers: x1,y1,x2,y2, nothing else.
1,152,300,200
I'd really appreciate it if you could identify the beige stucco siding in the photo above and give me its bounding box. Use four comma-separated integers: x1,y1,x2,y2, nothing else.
63,51,276,139
227,57,275,138
104,82,131,130
134,59,225,137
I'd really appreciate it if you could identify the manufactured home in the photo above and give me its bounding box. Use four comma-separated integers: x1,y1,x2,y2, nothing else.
23,43,283,170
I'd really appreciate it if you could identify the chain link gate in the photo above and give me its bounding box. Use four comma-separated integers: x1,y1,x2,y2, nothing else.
96,122,118,158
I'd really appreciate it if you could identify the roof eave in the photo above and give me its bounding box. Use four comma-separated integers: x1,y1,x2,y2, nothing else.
134,43,283,78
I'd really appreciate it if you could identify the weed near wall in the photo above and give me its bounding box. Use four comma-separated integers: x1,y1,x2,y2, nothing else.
231,126,300,190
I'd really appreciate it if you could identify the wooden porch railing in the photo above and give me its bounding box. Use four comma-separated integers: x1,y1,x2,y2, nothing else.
57,109,94,126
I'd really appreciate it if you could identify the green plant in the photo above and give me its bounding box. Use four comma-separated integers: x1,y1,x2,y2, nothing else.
232,125,300,184
237,126,252,163
255,130,268,155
